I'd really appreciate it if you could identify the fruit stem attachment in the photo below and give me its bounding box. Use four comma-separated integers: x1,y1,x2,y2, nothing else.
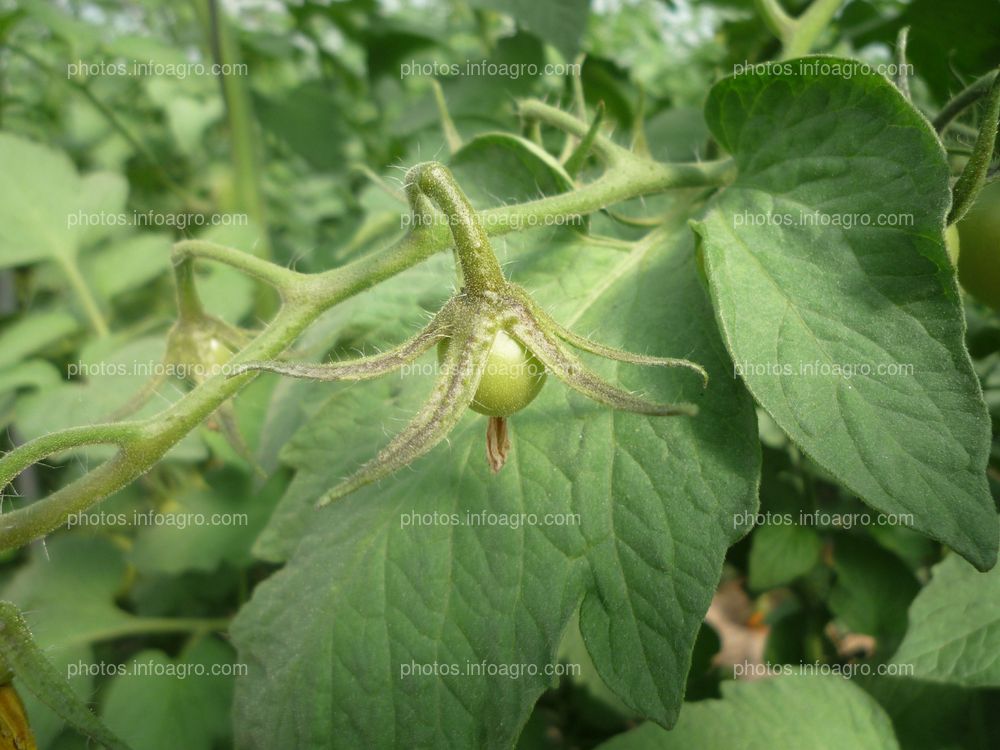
405,162,507,296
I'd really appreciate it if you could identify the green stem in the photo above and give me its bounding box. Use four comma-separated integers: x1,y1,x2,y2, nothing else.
59,256,110,337
520,99,631,164
173,257,206,323
173,239,303,294
9,45,201,209
430,79,463,154
934,70,999,133
754,0,795,39
755,0,843,59
0,301,318,551
895,26,911,100
405,162,505,296
783,0,842,59
565,101,606,177
204,0,269,261
0,423,140,491
948,69,1000,224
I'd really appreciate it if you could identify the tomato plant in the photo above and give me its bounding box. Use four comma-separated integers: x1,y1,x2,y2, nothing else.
0,1,999,749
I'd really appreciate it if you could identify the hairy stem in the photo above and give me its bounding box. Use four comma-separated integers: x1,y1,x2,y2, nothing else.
934,70,1000,134
948,69,1000,224
405,162,505,295
173,239,303,294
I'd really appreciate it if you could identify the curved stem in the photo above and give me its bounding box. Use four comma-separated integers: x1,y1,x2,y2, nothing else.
172,240,302,294
519,99,632,165
405,162,506,296
0,301,318,550
895,26,911,101
948,69,1000,224
784,0,842,59
754,0,795,39
173,256,206,323
0,423,140,492
934,70,999,133
754,0,843,59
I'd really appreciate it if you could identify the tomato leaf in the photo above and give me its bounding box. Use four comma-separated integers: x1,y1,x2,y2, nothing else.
891,535,1000,686
692,58,998,570
593,674,900,749
230,222,760,745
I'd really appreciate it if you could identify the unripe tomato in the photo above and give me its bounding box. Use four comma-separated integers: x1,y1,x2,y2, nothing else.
945,223,960,266
957,180,1000,310
439,330,546,417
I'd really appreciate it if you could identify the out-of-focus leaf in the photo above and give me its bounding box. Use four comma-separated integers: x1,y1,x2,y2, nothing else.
594,674,900,749
100,638,235,750
467,0,590,59
83,233,172,300
0,311,78,368
892,537,1000,686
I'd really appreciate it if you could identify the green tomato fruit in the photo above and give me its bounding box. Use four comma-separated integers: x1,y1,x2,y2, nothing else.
438,330,546,417
945,223,960,266
957,180,1000,310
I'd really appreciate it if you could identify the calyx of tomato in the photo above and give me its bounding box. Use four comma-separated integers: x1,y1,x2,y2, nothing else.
231,162,707,502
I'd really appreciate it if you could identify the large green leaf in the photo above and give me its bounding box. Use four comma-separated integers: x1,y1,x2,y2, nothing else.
230,221,760,747
692,57,998,570
891,537,1000,687
594,674,900,749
